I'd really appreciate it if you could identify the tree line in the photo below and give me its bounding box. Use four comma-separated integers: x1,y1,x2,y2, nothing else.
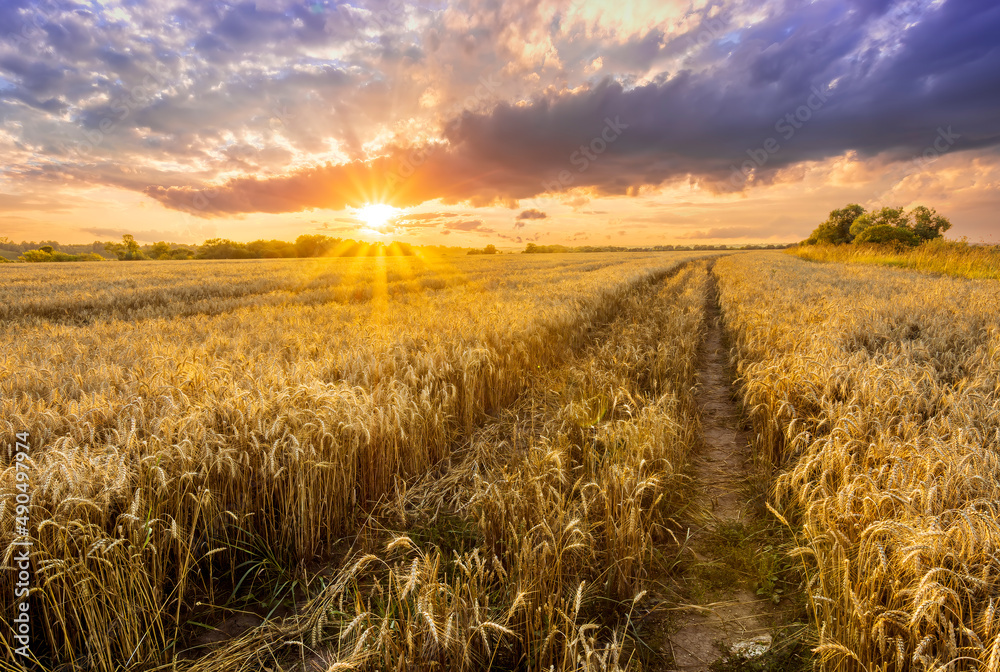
3,234,422,262
523,243,791,253
2,234,798,263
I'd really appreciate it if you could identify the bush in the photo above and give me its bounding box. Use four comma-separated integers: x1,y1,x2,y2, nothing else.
140,242,195,260
853,224,920,246
19,249,105,262
467,244,498,255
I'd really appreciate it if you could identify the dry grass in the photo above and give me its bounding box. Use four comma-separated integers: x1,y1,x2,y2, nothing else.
716,252,1000,671
0,252,716,670
789,239,1000,280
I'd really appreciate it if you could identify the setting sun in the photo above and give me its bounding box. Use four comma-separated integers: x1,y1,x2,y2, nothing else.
4,2,1000,669
354,203,401,231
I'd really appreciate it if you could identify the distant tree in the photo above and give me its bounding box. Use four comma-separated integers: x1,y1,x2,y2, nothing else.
197,238,251,259
149,241,172,259
248,239,297,258
336,239,363,257
805,204,866,244
854,224,920,246
468,244,499,255
105,234,146,260
909,205,952,241
19,248,103,262
294,234,340,257
806,224,842,245
849,206,908,240
523,243,570,253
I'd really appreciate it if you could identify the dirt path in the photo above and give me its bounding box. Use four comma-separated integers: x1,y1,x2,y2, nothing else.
666,274,773,671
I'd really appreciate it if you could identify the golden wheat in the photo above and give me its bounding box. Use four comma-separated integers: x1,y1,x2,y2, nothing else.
790,239,1000,281
0,252,716,670
716,252,1000,672
178,259,711,671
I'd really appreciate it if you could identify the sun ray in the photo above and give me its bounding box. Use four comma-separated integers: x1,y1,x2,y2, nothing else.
355,203,402,231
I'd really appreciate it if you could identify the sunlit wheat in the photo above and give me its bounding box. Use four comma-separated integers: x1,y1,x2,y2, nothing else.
716,252,1000,672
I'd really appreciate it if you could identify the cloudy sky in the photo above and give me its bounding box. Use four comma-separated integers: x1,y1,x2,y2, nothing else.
1,0,998,247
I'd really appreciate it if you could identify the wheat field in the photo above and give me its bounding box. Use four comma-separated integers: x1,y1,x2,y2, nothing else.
6,249,999,671
0,252,716,670
716,252,1000,671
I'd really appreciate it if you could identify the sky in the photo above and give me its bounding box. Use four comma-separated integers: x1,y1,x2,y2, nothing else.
0,0,998,248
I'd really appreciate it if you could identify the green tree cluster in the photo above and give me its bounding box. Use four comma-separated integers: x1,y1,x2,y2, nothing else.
148,241,195,259
522,243,761,254
9,233,422,263
104,234,146,260
804,204,951,247
196,235,416,259
19,247,105,262
2,236,110,258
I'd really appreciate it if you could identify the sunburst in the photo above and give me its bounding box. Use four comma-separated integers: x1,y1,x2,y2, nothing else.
355,203,401,231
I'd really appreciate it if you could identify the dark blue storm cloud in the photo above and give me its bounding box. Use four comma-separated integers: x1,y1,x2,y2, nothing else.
1,0,998,212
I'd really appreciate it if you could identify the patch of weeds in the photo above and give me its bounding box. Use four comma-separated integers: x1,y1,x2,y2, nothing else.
406,511,480,556
742,466,776,521
693,521,798,605
228,535,310,617
628,613,672,671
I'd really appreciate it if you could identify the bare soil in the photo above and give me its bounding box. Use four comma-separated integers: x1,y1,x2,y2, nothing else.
664,278,775,671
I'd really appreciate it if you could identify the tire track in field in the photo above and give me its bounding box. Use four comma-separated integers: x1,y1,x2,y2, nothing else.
666,269,773,671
